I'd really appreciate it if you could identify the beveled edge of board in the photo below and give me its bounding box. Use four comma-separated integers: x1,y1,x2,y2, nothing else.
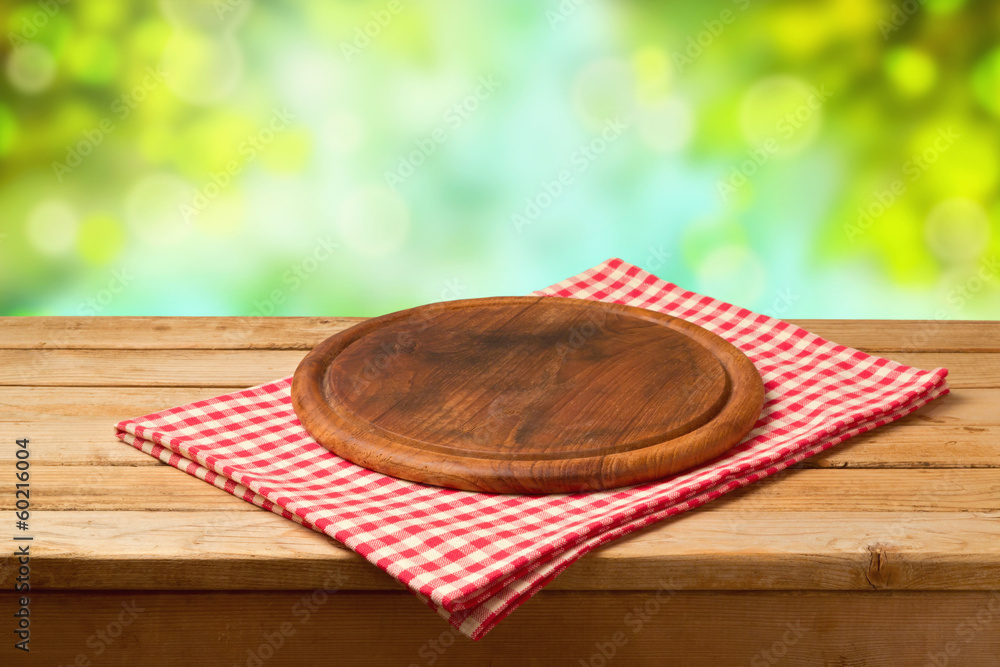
292,296,765,494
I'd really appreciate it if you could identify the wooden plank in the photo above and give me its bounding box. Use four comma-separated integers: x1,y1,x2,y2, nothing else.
4,510,381,591
4,590,1000,666
4,466,1000,512
0,316,364,349
796,389,1000,468
0,349,307,387
886,352,999,387
0,384,990,426
1,465,261,512
0,348,994,387
800,427,1000,468
791,319,1000,352
3,419,999,470
7,510,1000,592
12,384,996,426
0,419,159,465
2,317,998,352
0,384,993,425
709,467,1000,513
800,427,1000,469
0,386,247,420
1,389,994,472
0,402,1000,468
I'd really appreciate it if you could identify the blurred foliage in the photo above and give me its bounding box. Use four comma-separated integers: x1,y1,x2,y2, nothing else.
0,0,997,318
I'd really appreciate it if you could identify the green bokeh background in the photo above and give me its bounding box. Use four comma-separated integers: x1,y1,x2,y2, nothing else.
1,0,998,318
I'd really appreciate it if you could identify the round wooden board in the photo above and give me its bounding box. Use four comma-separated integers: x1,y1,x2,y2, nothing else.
291,296,764,494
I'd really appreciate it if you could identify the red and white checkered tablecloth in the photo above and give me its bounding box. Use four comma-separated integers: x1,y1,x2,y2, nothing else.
115,258,949,639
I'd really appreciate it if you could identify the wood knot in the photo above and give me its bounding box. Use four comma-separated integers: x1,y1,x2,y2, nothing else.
865,542,893,589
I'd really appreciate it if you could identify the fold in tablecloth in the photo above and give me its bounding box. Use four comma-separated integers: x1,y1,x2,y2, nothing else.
114,258,949,639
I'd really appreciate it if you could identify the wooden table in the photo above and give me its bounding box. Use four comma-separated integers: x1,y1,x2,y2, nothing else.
2,318,998,666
